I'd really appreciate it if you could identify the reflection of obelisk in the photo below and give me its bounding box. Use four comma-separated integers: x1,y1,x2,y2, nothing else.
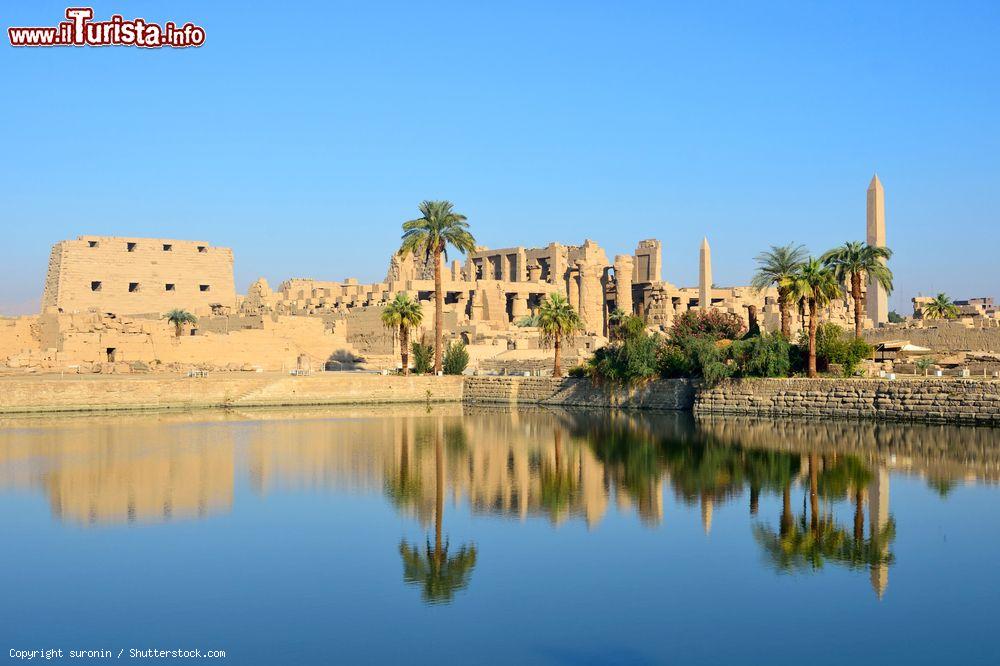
699,238,712,312
701,495,713,535
868,466,890,599
866,175,887,326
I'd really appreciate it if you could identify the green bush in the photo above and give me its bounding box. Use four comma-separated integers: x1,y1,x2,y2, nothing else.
588,332,661,384
799,323,872,376
442,341,469,375
411,340,434,374
729,333,793,378
671,310,746,342
567,365,588,378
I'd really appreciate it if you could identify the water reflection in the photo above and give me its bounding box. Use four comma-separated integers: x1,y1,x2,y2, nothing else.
1,407,998,604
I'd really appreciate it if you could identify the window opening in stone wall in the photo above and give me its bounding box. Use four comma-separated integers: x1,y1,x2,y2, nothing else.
91,281,102,291
200,284,210,292
197,246,207,253
129,282,140,293
163,244,173,251
127,242,137,252
88,240,99,248
165,283,175,291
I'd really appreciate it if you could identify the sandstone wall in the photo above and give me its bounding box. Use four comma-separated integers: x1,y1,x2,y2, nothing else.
694,378,1000,425
865,323,1000,352
463,376,695,410
2,312,356,372
41,236,236,315
0,374,463,414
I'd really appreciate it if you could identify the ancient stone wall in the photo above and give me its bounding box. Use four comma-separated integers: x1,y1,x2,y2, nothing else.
695,378,1000,425
865,323,1000,352
0,374,463,414
462,376,695,410
41,236,236,315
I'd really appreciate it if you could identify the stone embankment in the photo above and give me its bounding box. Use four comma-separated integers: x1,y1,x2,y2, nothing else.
694,377,1000,425
0,373,463,414
2,373,999,425
462,376,695,410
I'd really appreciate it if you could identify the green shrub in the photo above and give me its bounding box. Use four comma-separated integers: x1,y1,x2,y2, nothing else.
411,340,434,374
567,365,588,378
442,341,469,375
799,323,872,376
671,310,746,342
729,333,793,378
587,332,661,384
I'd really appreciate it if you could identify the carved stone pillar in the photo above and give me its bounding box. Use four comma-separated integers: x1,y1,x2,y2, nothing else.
614,255,634,316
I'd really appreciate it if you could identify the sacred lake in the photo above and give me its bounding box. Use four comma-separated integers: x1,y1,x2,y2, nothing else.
1,406,998,664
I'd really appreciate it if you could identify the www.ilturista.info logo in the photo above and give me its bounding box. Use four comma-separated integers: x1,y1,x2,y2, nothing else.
8,7,205,48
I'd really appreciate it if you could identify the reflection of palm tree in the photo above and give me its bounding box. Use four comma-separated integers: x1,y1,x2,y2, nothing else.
540,429,578,519
754,457,895,597
384,419,423,511
399,422,476,604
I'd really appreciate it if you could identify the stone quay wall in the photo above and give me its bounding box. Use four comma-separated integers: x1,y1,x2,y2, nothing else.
462,376,695,410
0,374,463,414
694,378,1000,425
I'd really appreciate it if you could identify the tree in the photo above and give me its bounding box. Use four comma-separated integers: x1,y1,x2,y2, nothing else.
821,241,894,338
398,201,476,374
165,309,197,338
380,293,423,375
750,244,808,339
537,293,584,378
786,258,843,378
607,308,627,342
922,293,960,320
442,341,469,375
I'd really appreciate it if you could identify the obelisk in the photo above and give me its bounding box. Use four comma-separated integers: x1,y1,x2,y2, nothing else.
699,237,712,311
866,175,887,326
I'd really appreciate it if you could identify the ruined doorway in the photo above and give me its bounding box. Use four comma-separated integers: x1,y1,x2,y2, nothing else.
106,348,117,363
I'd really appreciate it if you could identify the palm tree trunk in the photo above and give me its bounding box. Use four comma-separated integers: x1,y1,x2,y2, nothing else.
851,272,864,338
400,325,410,376
853,487,864,542
807,298,818,378
433,244,444,374
175,322,182,337
434,425,444,560
780,482,793,537
809,453,819,533
554,429,562,474
778,289,791,339
553,332,562,378
750,485,760,515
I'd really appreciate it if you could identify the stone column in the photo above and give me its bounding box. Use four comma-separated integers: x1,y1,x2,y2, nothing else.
469,290,483,322
614,255,634,316
510,293,528,321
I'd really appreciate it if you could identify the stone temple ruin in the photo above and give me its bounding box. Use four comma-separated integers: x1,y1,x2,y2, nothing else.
2,178,906,375
3,232,864,375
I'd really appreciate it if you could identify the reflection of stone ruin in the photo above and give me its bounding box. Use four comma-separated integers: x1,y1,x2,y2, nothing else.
2,179,893,374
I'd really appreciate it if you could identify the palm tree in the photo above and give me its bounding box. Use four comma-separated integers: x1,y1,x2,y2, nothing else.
165,309,197,337
537,293,584,378
750,244,808,339
380,293,423,375
921,293,960,320
398,201,476,374
607,308,627,342
821,241,894,338
787,258,843,377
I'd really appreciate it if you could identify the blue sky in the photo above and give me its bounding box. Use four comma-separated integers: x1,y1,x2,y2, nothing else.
2,1,998,314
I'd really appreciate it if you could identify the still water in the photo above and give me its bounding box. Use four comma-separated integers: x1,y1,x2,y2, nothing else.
1,405,999,665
